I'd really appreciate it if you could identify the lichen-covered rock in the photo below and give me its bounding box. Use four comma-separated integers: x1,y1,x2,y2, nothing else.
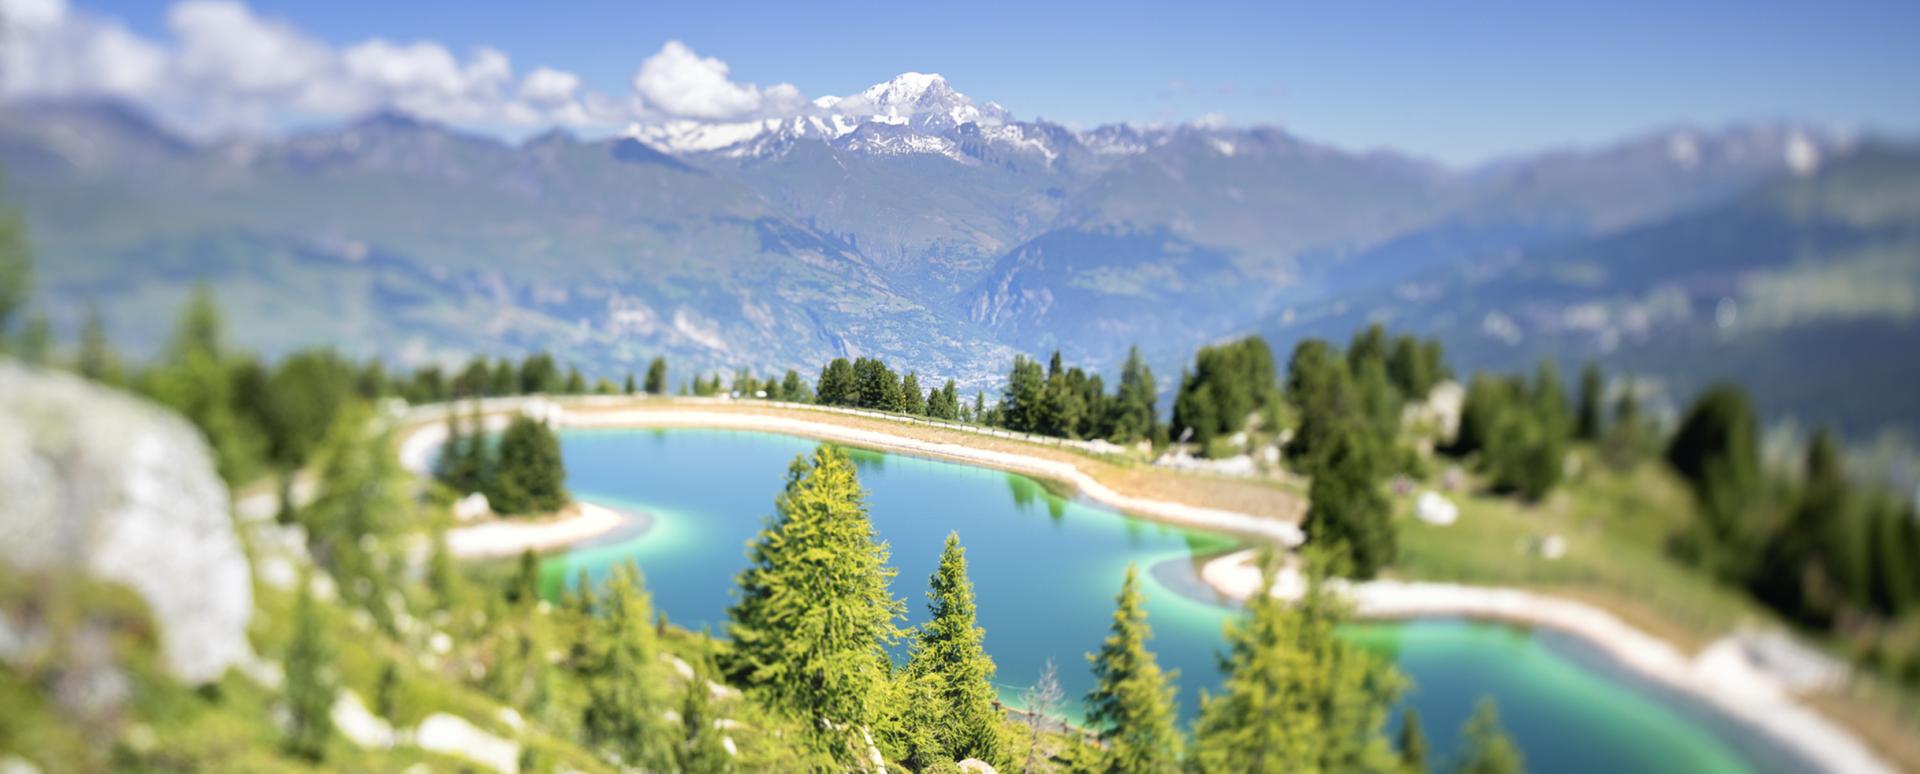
0,364,254,684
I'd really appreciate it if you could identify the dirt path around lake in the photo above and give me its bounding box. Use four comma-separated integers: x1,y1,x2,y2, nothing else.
395,394,1894,774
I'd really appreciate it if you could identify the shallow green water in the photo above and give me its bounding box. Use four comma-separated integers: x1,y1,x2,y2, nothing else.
547,427,1799,773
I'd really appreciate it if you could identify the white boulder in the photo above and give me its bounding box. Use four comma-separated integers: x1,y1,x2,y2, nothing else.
0,364,254,684
1415,492,1459,526
453,492,492,522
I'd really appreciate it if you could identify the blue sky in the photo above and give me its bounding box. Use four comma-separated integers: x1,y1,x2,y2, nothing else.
35,0,1920,164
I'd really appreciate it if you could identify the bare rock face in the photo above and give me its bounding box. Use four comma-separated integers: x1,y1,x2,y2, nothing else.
0,364,254,684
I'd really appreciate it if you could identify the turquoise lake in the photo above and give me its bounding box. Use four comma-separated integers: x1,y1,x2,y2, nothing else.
546,427,1807,773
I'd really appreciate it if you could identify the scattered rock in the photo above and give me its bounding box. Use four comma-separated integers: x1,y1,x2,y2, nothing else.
1415,492,1459,525
0,365,254,685
1,753,43,774
416,713,520,774
331,690,396,749
1533,534,1567,560
453,492,492,522
958,759,998,774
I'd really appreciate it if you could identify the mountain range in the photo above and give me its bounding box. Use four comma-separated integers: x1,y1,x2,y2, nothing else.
2,72,1914,437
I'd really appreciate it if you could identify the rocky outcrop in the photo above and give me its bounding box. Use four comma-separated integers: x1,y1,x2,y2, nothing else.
0,363,254,684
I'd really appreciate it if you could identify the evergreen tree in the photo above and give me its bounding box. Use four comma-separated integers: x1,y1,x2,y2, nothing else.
490,357,518,396
906,534,1003,766
1284,339,1358,470
1110,345,1159,444
902,371,927,415
519,352,559,394
818,357,858,406
1754,428,1853,625
1399,709,1429,773
1083,565,1181,773
1575,363,1605,441
488,415,569,515
1666,384,1764,576
1191,553,1401,773
1304,420,1395,578
141,285,263,485
676,649,735,774
1039,369,1086,438
76,304,121,384
1452,699,1522,774
646,357,669,395
725,446,903,763
782,369,815,403
301,406,407,626
583,561,675,769
624,372,637,394
283,573,336,762
1004,355,1047,433
563,366,586,394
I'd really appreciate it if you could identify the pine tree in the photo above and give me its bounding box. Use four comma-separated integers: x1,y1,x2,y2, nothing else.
1666,384,1764,576
1004,356,1047,433
902,371,927,415
1304,421,1395,579
1283,339,1358,471
488,415,569,515
677,649,735,774
1452,699,1522,774
725,445,903,763
907,533,1004,766
1575,363,1604,441
283,573,336,761
1083,565,1181,773
625,372,637,394
583,561,675,769
646,357,669,395
140,285,263,485
1111,345,1159,444
1399,709,1429,773
1191,553,1401,773
301,405,406,625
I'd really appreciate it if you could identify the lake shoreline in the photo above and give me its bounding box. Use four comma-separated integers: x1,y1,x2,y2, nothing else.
1193,548,1888,774
395,396,1893,774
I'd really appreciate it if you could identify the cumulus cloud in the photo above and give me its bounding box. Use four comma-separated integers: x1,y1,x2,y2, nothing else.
1,0,166,98
631,40,800,120
0,1,824,136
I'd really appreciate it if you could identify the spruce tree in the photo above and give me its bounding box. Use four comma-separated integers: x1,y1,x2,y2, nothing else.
283,573,336,762
677,651,735,774
1575,363,1604,441
902,371,927,415
725,445,903,763
1111,345,1159,444
488,415,569,515
1400,709,1429,773
1191,553,1401,773
907,533,1003,766
1083,564,1181,773
625,372,637,394
583,561,674,769
1304,421,1395,578
1452,699,1522,774
646,357,669,394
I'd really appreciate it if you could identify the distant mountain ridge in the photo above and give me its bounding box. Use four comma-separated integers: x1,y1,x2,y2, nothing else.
3,74,1909,436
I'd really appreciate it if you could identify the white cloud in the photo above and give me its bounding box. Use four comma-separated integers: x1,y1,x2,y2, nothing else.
630,40,795,120
168,0,328,95
1,0,166,97
519,67,581,105
0,2,825,136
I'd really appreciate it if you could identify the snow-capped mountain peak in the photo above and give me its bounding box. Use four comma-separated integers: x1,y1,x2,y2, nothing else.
626,71,1013,157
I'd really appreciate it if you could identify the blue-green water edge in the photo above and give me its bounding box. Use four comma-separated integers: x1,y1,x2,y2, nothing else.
543,427,1806,773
